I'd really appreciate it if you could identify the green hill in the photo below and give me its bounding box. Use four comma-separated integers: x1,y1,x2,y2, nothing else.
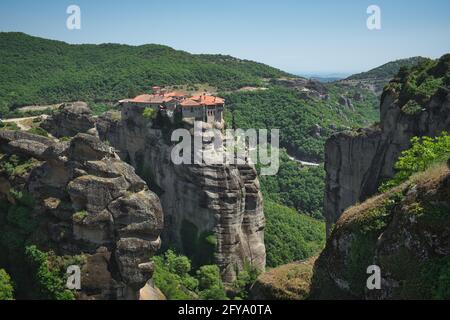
342,56,429,96
347,57,428,81
224,84,379,162
0,32,289,114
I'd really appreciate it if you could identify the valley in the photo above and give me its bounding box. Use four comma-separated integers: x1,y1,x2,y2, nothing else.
0,32,448,301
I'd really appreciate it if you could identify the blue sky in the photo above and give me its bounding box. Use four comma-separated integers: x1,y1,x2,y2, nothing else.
1,0,449,75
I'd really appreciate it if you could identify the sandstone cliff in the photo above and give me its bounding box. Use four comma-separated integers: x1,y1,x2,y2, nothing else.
0,130,163,299
42,102,266,283
324,55,450,234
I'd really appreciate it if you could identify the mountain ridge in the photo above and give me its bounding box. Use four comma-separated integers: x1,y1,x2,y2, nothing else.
0,32,290,113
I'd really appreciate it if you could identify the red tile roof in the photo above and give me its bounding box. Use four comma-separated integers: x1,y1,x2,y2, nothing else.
180,98,201,107
123,90,224,108
164,91,186,98
191,94,225,106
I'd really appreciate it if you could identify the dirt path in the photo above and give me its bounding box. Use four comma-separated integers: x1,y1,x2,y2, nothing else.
1,115,49,130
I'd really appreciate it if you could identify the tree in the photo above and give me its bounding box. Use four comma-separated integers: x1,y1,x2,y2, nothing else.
380,132,450,191
197,265,222,290
0,269,14,300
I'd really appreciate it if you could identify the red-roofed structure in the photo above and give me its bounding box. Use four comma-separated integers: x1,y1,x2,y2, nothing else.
119,87,225,124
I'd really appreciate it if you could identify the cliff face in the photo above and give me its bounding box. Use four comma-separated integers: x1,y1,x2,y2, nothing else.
0,130,163,299
325,56,450,234
251,162,450,300
312,162,450,299
95,105,266,282
41,101,266,282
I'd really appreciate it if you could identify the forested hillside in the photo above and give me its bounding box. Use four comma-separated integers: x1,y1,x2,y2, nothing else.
223,85,379,162
0,32,385,276
0,32,288,114
347,57,428,81
341,56,428,96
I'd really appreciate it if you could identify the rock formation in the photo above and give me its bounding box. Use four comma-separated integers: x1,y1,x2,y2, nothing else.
324,55,450,234
0,130,163,299
312,162,450,299
252,161,450,300
41,101,97,138
42,102,266,283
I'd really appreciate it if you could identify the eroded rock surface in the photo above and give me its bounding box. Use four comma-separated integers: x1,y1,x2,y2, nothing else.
39,100,266,282
41,101,97,138
324,70,450,235
96,105,266,282
0,131,163,299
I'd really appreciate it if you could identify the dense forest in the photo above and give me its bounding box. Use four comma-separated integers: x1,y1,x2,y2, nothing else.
0,32,288,114
223,85,379,161
347,56,428,81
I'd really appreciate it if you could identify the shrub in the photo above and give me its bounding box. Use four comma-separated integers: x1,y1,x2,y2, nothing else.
401,100,423,115
72,210,88,222
0,269,14,300
152,250,228,300
24,246,75,300
380,132,450,191
143,107,157,119
27,127,48,137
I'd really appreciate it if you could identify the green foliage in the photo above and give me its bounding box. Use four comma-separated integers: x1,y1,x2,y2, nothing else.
264,200,325,267
0,121,19,131
401,100,423,115
419,256,450,299
27,126,48,137
197,265,221,290
72,210,88,222
232,262,260,299
0,186,73,300
0,154,40,178
224,85,378,161
346,193,401,296
260,151,325,218
391,54,450,110
348,57,428,81
24,246,75,300
380,132,450,191
142,107,157,119
196,265,227,300
152,250,228,300
89,103,118,116
0,32,288,114
180,220,216,267
0,269,14,300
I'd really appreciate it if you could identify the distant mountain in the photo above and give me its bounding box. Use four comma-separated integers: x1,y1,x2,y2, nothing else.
309,76,343,83
0,32,289,113
340,56,429,96
295,73,349,83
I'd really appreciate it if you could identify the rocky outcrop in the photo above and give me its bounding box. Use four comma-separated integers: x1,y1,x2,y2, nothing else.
324,57,450,235
0,131,163,299
250,257,316,300
95,105,266,283
253,162,450,300
41,102,97,138
312,162,450,299
271,77,328,99
338,95,354,109
30,99,266,282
